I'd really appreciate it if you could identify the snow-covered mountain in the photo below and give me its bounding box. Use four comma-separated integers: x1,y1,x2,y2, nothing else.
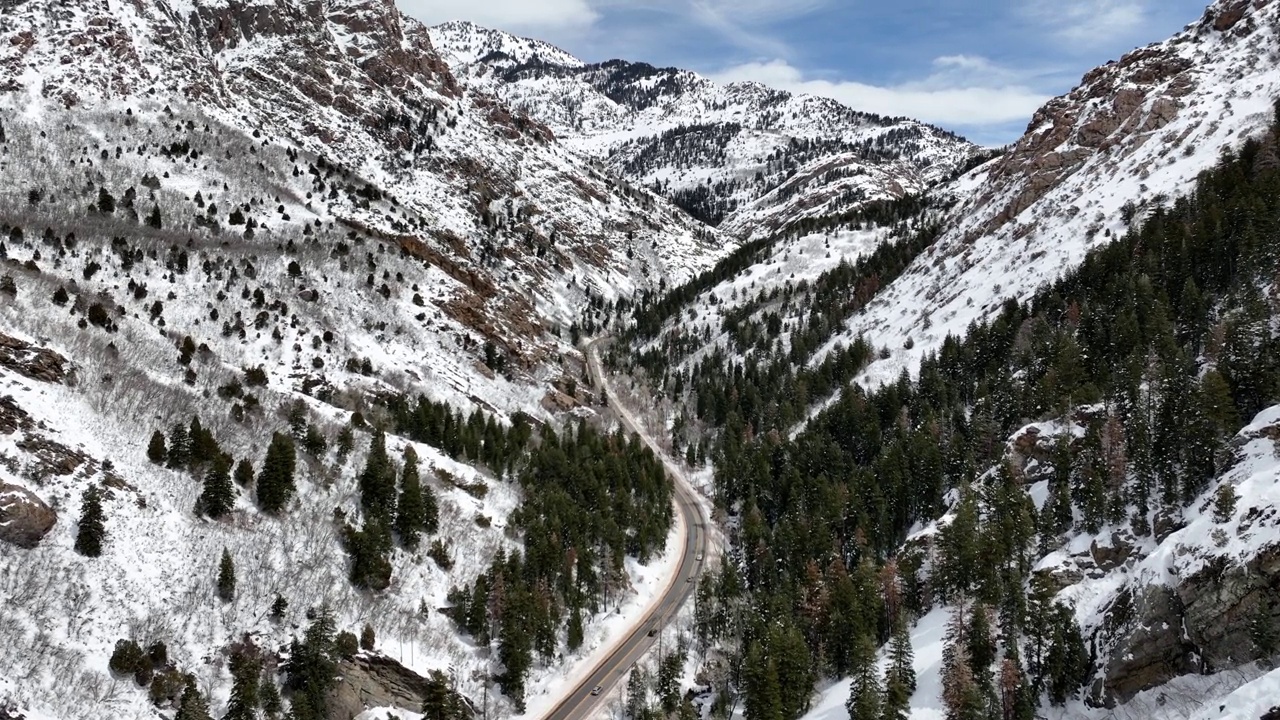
820,0,1280,387
631,0,1280,396
608,0,1280,716
427,21,979,240
0,0,727,717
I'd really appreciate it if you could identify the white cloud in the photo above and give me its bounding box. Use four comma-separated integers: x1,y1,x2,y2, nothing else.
688,1,793,57
397,0,599,33
1023,0,1149,47
710,57,1052,128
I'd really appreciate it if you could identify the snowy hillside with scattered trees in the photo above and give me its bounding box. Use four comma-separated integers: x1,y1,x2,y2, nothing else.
0,0,726,717
6,0,1280,719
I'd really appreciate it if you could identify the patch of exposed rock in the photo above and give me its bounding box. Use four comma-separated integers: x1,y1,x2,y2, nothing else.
0,482,57,548
327,654,473,720
16,435,92,479
0,333,68,383
1093,543,1280,706
0,395,32,435
1093,585,1200,706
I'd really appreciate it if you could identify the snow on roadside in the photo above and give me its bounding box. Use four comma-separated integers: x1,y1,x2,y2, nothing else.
517,510,685,720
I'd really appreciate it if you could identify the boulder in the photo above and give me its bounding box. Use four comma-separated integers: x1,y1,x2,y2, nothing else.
541,389,578,413
0,394,32,435
1153,507,1185,544
326,654,472,720
1090,532,1135,571
0,483,57,548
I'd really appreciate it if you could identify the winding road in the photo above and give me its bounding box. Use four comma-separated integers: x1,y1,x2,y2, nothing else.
540,338,710,720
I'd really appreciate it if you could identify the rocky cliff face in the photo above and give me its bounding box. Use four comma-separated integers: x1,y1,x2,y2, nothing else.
1009,407,1280,708
428,21,977,240
969,0,1273,242
329,654,473,720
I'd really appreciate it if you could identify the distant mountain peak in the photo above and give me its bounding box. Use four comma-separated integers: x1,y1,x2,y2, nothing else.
427,23,978,238
428,20,585,70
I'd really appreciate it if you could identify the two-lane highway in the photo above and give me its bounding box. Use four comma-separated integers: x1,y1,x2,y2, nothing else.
540,338,711,720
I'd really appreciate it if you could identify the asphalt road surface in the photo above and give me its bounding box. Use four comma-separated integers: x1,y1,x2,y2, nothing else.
540,338,710,720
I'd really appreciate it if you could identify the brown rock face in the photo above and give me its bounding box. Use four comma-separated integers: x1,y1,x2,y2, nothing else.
0,395,32,435
0,483,58,548
1095,544,1280,706
0,333,68,383
1090,532,1135,572
326,654,473,720
1210,0,1267,30
1095,585,1199,706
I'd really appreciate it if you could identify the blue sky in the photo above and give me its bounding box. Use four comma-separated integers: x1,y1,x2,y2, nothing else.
403,0,1211,145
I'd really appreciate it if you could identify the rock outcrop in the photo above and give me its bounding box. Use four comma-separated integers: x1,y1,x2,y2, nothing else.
1094,538,1280,706
0,483,57,548
327,654,473,720
0,333,67,384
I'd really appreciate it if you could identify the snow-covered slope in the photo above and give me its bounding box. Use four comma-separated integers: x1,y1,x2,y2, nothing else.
427,22,978,240
0,0,730,717
820,0,1280,387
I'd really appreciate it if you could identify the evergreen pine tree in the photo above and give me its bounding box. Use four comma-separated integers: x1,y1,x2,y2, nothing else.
422,478,440,534
882,619,915,720
260,673,283,718
625,667,649,720
744,642,782,720
166,422,191,469
174,681,213,720
935,484,979,601
197,454,236,518
845,636,882,720
147,430,167,464
234,458,255,487
395,447,427,549
74,487,106,557
1045,603,1090,705
346,518,394,591
270,594,288,621
359,430,396,522
224,651,261,720
496,584,533,712
336,425,355,464
422,670,453,720
966,604,996,687
567,603,584,652
217,548,236,602
188,415,216,467
284,607,338,720
303,424,327,457
256,432,296,514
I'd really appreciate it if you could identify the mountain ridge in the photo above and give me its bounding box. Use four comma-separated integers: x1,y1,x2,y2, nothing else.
427,21,978,239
